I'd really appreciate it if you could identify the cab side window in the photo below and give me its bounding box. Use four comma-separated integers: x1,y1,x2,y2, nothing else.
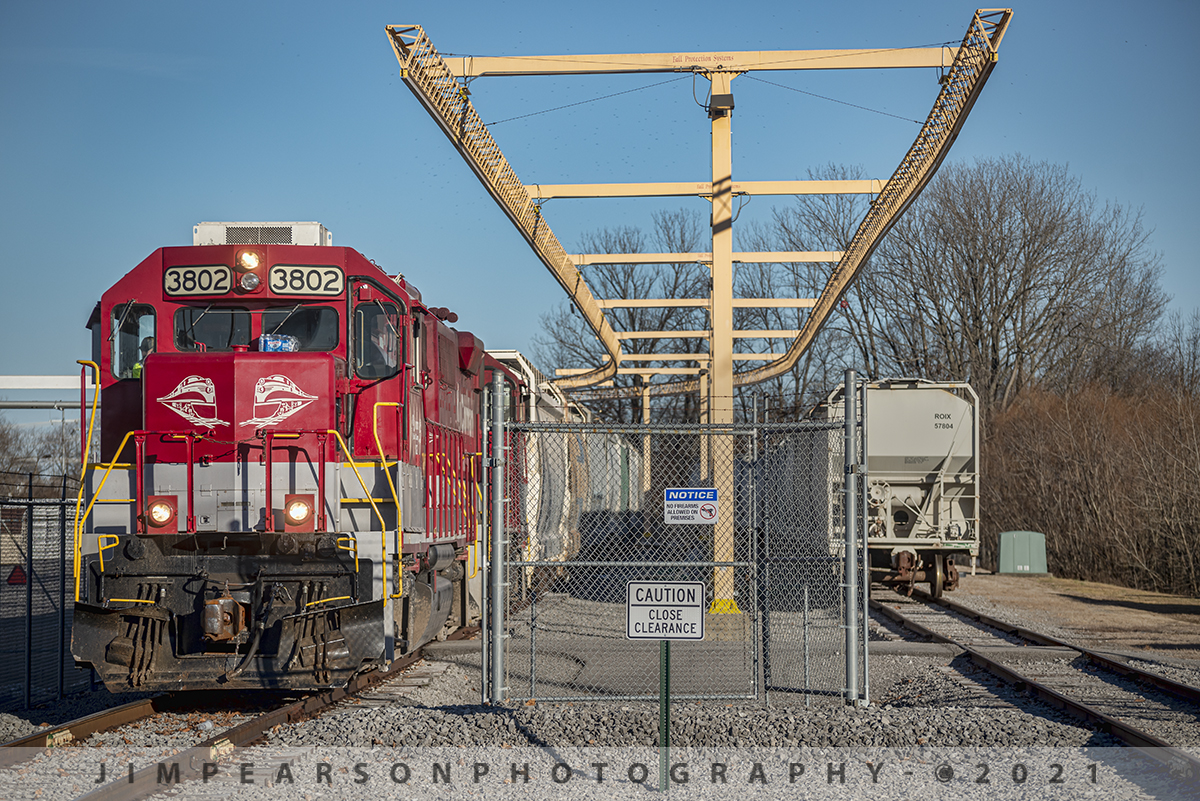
111,303,156,379
355,303,400,379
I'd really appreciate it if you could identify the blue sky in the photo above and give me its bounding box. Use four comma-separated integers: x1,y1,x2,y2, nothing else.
2,0,1197,403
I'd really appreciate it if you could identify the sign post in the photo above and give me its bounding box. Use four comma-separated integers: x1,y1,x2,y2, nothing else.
626,580,705,791
659,638,669,792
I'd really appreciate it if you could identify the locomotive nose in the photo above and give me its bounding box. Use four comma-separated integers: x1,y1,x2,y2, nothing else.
143,351,335,439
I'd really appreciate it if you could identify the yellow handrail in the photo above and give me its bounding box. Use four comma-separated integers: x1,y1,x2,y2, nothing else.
73,361,100,602
97,534,120,573
109,598,156,605
305,595,352,608
372,401,404,568
327,430,386,595
426,447,476,532
76,430,136,600
469,452,484,579
468,532,481,580
336,535,359,572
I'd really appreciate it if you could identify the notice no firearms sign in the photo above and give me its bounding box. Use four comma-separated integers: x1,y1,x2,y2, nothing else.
663,488,718,525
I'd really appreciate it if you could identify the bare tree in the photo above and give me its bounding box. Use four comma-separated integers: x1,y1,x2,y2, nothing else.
534,209,709,422
873,155,1166,413
0,415,81,499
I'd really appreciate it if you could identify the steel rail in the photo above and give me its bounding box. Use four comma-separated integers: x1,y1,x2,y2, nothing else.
908,586,1200,705
871,598,1200,780
63,627,479,801
0,696,184,765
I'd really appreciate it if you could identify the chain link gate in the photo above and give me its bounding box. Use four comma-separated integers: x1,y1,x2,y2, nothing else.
485,391,868,705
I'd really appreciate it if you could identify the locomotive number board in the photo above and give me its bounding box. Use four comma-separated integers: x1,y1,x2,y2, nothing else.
269,265,345,296
164,265,233,296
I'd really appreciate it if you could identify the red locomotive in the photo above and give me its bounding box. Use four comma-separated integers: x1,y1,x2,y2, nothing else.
73,222,487,689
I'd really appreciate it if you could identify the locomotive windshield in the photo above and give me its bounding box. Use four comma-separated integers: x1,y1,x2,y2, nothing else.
174,306,251,351
263,305,339,351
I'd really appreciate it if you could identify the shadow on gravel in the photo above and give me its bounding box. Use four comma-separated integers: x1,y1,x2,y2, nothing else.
1122,642,1200,652
1058,593,1200,620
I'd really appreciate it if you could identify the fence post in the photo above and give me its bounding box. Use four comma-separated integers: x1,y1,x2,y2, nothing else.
489,371,505,704
60,476,67,699
860,384,871,707
25,474,33,709
753,399,768,704
843,370,860,705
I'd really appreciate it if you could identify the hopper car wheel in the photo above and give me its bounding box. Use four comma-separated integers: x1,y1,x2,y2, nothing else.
930,555,945,599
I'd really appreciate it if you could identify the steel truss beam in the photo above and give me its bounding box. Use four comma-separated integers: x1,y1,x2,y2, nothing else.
445,48,960,77
616,330,801,339
597,298,815,309
530,180,884,198
386,26,623,389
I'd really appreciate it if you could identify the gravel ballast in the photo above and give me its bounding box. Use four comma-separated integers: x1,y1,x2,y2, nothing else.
2,574,1197,799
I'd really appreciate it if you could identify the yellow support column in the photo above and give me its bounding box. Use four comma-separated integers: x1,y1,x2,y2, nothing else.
641,384,652,495
699,372,709,481
708,71,739,615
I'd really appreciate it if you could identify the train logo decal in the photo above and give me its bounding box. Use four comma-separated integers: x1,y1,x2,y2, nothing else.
239,375,318,428
157,375,229,429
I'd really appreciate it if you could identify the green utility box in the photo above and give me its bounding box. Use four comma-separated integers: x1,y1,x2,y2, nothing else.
998,531,1048,575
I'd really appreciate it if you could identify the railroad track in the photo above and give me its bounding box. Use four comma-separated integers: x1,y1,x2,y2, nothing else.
871,589,1200,779
0,627,478,801
909,588,1200,705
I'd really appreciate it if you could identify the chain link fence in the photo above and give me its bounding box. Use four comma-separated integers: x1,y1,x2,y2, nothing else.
491,414,867,705
0,495,93,710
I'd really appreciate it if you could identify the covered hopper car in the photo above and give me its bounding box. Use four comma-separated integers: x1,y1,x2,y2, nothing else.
813,378,979,597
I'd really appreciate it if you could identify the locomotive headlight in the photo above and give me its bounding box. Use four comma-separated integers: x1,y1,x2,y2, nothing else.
147,500,175,527
235,250,262,272
239,272,261,291
285,498,312,525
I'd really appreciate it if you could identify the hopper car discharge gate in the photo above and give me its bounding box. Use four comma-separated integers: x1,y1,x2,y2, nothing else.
70,222,485,690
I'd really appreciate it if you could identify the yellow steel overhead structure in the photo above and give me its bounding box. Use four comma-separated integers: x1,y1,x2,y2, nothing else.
386,9,1011,401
